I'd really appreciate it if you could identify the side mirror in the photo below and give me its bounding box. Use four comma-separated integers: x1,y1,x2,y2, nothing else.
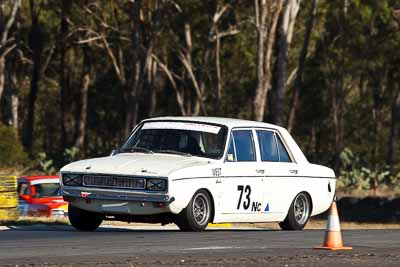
110,149,117,156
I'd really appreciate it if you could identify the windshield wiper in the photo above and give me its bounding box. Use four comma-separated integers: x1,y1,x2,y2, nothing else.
120,147,154,154
155,149,192,157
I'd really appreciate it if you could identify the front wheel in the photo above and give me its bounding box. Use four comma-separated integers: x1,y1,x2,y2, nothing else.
175,190,213,231
279,192,311,231
68,205,103,231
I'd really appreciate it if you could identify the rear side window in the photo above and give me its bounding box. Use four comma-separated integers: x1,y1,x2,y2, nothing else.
226,135,236,162
232,130,256,162
18,182,29,196
276,135,291,162
256,130,279,162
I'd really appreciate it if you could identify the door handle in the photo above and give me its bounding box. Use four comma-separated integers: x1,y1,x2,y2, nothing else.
216,178,222,184
256,169,265,174
289,169,298,174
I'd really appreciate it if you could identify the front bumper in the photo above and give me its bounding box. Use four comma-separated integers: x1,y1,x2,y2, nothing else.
51,209,67,217
61,186,174,203
61,186,174,215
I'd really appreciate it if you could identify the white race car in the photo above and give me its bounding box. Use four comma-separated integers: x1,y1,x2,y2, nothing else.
60,117,336,231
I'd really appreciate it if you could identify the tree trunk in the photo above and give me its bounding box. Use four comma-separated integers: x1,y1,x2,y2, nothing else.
287,0,318,132
371,71,386,167
253,0,268,121
387,88,400,165
10,62,18,131
311,123,317,161
152,54,187,116
331,94,341,163
124,84,138,137
147,59,157,117
179,21,208,116
253,0,283,122
271,0,301,126
215,34,222,113
208,4,239,114
0,3,3,104
0,57,4,106
0,0,21,105
125,0,146,136
59,0,71,150
11,88,18,131
329,78,344,170
330,0,347,170
23,0,42,153
74,47,90,155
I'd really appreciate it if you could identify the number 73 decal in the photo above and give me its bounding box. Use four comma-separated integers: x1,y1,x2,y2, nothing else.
237,185,264,212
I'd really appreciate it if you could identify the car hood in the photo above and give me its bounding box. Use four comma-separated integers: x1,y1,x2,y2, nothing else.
60,153,212,177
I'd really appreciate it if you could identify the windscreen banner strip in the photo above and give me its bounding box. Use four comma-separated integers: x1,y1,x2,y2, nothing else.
142,121,221,134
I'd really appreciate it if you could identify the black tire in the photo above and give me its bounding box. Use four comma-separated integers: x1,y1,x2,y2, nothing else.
175,190,213,231
68,205,103,231
279,192,311,231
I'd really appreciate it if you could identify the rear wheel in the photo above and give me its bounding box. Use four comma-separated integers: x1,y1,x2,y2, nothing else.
68,205,103,231
175,190,212,231
279,192,311,231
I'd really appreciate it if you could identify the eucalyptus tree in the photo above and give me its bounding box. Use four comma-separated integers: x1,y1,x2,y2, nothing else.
253,0,283,122
0,0,21,111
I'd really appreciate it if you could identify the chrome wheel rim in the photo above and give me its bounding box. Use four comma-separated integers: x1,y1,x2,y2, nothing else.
294,194,309,225
192,193,210,225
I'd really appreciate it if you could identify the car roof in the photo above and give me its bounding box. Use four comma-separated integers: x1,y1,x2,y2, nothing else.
19,175,59,181
143,116,284,130
142,116,309,164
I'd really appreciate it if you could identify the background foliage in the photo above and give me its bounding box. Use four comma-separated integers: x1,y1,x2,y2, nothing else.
0,0,399,195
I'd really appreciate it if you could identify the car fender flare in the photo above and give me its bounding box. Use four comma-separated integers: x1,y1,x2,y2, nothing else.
168,180,217,217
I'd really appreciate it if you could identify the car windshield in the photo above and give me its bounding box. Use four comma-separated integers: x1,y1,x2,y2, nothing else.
120,121,227,159
33,183,61,198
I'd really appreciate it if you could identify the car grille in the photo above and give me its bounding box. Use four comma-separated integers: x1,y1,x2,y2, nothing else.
83,175,146,190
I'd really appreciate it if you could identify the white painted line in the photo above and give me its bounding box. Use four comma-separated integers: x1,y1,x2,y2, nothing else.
0,226,10,231
182,246,242,251
100,225,180,230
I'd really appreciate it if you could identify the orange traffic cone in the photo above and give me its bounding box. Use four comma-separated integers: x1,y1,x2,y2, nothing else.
314,200,352,250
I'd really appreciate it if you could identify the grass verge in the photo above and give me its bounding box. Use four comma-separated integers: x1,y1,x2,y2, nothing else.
239,219,400,230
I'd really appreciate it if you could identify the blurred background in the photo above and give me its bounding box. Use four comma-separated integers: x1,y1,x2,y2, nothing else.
0,0,399,197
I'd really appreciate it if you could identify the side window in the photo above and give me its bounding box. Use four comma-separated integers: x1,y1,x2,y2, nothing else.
232,130,256,162
276,135,291,162
256,130,279,162
226,135,236,162
18,182,29,196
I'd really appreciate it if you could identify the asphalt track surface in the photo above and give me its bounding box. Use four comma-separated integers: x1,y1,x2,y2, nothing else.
0,226,399,266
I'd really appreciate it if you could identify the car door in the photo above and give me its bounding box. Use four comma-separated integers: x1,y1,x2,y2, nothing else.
17,180,30,216
219,129,264,222
254,129,299,221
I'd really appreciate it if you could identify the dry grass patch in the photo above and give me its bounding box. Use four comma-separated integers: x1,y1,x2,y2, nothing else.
1,216,69,226
305,219,400,230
